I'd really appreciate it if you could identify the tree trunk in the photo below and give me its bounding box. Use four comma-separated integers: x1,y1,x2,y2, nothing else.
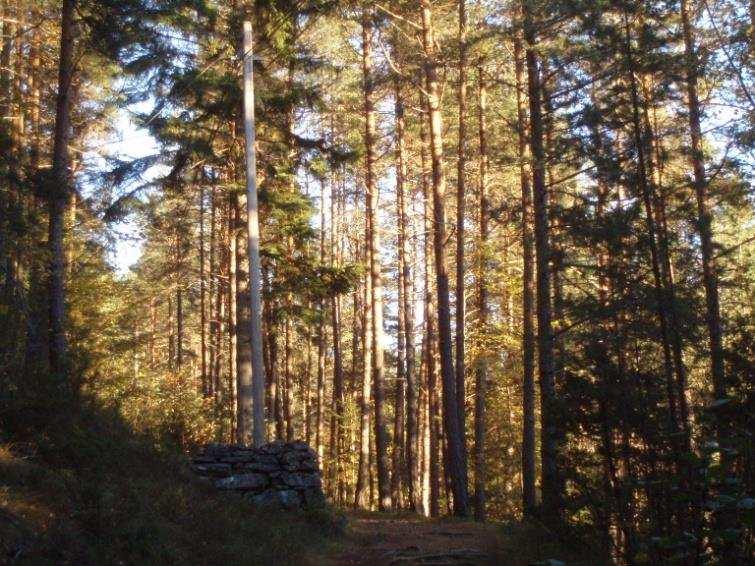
680,0,727,433
48,0,76,380
622,15,682,439
168,294,174,370
420,0,468,517
330,176,345,505
200,184,208,394
522,1,561,517
514,28,537,515
284,311,294,441
474,65,488,522
176,285,183,370
362,11,391,511
316,181,326,460
454,0,468,458
420,99,441,518
209,183,218,397
394,81,417,510
229,193,239,426
355,239,372,509
240,21,267,446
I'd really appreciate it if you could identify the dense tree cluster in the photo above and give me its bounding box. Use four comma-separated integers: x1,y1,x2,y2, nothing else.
1,0,753,563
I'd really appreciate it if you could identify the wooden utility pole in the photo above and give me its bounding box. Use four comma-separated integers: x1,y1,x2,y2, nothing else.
241,20,266,447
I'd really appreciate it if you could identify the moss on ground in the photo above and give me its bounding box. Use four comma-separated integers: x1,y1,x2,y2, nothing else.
0,397,341,565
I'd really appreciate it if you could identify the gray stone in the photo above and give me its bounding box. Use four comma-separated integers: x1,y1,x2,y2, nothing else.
203,443,232,457
191,463,231,477
260,440,286,455
279,490,301,510
281,472,306,488
192,455,219,464
193,441,324,512
302,488,326,507
242,461,280,473
298,460,317,472
301,473,322,489
215,473,269,491
219,454,258,464
248,489,281,509
249,453,279,465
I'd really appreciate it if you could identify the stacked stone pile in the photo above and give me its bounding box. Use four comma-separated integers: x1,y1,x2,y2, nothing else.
191,440,324,510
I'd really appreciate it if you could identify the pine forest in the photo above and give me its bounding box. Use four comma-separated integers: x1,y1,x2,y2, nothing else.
0,0,753,563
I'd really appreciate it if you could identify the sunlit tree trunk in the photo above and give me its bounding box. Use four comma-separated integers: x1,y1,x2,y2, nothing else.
622,14,682,440
362,10,391,511
199,184,208,393
229,193,239,424
474,65,489,522
454,0,468,454
48,0,76,380
522,0,561,517
420,0,468,517
355,231,373,509
680,0,727,433
394,81,417,510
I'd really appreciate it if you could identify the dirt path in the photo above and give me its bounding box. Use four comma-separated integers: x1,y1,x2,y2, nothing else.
322,511,508,565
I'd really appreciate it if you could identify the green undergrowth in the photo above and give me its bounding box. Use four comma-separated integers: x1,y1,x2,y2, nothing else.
0,386,342,565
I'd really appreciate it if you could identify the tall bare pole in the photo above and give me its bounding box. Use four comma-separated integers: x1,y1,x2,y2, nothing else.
241,20,266,447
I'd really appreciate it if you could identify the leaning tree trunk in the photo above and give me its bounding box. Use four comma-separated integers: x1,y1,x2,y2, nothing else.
420,0,468,517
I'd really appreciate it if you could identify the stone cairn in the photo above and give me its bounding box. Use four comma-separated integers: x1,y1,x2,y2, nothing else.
191,440,325,510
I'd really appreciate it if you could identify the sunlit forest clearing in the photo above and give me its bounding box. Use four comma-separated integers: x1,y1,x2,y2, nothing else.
0,0,753,564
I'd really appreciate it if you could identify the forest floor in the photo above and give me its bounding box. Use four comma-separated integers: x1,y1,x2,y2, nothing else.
318,509,584,565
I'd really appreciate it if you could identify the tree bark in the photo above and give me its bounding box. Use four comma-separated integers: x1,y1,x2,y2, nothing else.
240,21,266,446
680,0,727,430
474,65,488,522
394,81,418,510
362,10,391,511
420,99,441,518
48,0,76,380
622,14,682,439
522,0,561,517
454,0,468,460
514,28,537,516
355,238,373,509
420,0,469,517
199,183,208,394
229,192,239,424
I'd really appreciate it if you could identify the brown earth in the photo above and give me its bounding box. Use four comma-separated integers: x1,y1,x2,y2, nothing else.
318,510,580,566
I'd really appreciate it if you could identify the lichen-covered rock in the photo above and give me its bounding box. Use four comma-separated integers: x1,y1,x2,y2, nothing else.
192,441,325,511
